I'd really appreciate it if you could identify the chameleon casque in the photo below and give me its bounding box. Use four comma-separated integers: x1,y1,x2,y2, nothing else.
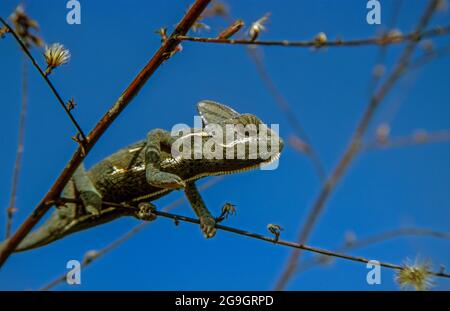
2,100,283,252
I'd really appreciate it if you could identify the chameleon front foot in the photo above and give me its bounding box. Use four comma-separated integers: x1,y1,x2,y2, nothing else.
216,203,236,223
134,202,157,221
200,215,216,239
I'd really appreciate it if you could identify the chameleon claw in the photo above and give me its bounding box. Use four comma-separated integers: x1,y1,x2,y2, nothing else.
267,223,283,242
135,202,157,221
215,203,236,223
200,216,216,239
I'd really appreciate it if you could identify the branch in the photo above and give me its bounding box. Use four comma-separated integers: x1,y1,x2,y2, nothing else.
6,57,28,238
0,17,87,143
298,227,450,273
274,0,441,290
0,0,212,268
365,129,450,151
42,198,450,291
176,24,450,48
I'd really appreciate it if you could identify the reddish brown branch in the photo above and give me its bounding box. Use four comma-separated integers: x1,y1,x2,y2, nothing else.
0,0,212,268
177,24,450,48
274,0,441,290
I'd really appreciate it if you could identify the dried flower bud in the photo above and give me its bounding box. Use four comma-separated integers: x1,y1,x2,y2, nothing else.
314,32,328,46
217,20,245,39
373,64,386,78
420,40,435,53
192,22,211,33
155,27,168,43
44,43,71,75
66,98,76,111
267,223,283,241
0,27,10,38
413,129,428,143
396,260,434,291
376,123,390,143
9,4,44,48
83,250,99,263
386,29,403,44
344,231,357,246
248,13,270,41
203,2,229,18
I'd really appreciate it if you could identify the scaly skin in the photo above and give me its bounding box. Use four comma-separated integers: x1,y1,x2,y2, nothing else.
2,100,283,252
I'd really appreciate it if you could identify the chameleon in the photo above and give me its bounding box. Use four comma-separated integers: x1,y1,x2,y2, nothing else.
1,100,283,252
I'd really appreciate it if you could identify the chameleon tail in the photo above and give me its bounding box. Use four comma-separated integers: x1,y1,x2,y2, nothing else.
0,181,77,253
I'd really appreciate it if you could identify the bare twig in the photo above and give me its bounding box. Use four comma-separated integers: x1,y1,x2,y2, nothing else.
298,227,450,273
176,24,450,48
274,0,441,290
40,177,223,291
365,0,404,97
5,57,28,238
365,129,450,150
0,17,87,143
43,198,450,291
0,0,212,268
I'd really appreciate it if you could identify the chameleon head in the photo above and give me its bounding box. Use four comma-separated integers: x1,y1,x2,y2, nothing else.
196,100,284,173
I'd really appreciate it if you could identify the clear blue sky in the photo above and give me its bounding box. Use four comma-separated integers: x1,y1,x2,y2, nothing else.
0,0,449,290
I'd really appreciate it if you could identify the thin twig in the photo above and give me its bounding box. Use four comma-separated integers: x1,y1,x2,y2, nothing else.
5,57,28,238
45,198,450,291
0,17,87,143
176,24,450,48
365,0,404,97
298,227,450,273
364,129,450,151
40,177,223,291
0,0,212,268
274,0,441,290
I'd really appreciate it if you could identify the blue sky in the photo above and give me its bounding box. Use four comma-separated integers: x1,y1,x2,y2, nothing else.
0,0,449,290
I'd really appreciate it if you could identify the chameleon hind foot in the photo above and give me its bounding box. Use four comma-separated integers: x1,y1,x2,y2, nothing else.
200,215,216,239
135,202,157,221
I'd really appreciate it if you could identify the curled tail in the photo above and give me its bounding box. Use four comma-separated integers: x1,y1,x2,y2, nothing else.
0,210,73,253
0,181,77,253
